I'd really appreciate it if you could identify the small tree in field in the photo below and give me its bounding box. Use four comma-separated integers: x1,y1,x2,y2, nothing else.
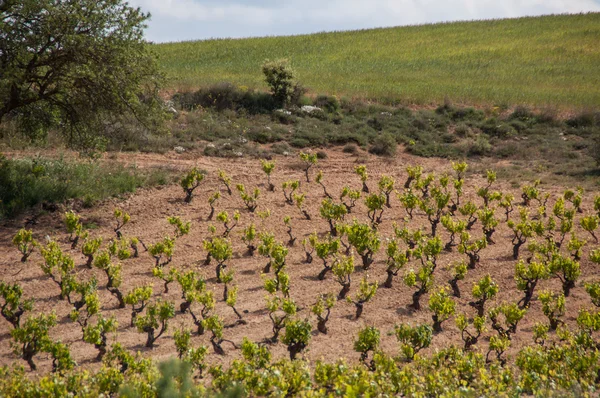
508,208,534,260
148,236,175,268
499,194,515,221
113,208,130,238
262,58,297,108
348,276,378,319
65,210,86,249
83,316,118,360
152,266,178,294
40,240,75,300
441,215,465,251
340,186,361,214
299,152,318,183
236,184,260,212
346,220,380,270
365,193,386,227
397,190,420,220
93,252,125,308
12,229,37,262
218,169,233,195
585,281,600,308
257,232,276,273
204,315,236,355
456,314,486,350
458,232,487,269
448,261,468,298
242,223,257,256
124,285,154,326
282,319,312,360
11,312,57,371
205,237,233,282
354,165,369,193
515,259,548,309
469,275,498,317
180,168,204,203
428,287,455,332
173,328,208,377
384,240,409,288
217,211,240,238
319,199,347,236
548,254,580,297
459,201,479,230
293,192,311,220
354,326,379,369
404,165,423,188
394,323,432,362
260,159,276,191
478,207,499,244
378,175,395,208
82,237,102,268
226,285,246,325
282,180,299,205
136,300,175,348
581,215,599,243
332,254,354,299
419,187,450,237
404,263,434,311
538,290,565,331
312,293,336,334
316,170,333,199
207,192,220,221
0,282,33,328
486,335,510,365
489,302,526,339
266,296,297,343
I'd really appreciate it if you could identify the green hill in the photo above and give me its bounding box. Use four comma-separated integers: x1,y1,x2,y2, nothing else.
154,13,600,109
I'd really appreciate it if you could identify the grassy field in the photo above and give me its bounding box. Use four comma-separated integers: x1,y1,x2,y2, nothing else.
155,13,600,109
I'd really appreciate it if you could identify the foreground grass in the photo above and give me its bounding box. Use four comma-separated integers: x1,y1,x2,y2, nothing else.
155,13,600,109
0,154,174,219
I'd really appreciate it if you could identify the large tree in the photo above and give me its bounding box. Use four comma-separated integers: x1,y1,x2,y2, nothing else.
0,0,165,149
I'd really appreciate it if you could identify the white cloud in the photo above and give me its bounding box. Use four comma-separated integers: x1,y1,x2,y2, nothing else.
128,0,600,42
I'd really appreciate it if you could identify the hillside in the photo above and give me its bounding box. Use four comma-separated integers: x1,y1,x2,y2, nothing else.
155,13,600,109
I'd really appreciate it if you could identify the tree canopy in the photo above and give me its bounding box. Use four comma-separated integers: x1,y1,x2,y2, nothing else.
0,0,165,150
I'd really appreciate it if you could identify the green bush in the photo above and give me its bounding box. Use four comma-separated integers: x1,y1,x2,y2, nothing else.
368,133,397,157
313,95,340,113
0,155,171,219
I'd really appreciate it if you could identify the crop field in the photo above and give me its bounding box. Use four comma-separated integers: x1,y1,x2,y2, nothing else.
1,149,600,395
155,13,600,109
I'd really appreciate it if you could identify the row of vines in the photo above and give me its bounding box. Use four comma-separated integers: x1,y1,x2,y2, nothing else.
2,152,600,396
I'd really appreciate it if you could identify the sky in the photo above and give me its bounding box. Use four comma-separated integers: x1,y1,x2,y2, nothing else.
128,0,600,43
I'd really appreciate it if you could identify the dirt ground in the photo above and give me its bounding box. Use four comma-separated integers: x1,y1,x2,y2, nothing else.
1,147,599,377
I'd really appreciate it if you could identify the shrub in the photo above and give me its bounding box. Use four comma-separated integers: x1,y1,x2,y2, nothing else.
313,95,340,113
262,59,298,108
343,143,359,154
368,133,397,156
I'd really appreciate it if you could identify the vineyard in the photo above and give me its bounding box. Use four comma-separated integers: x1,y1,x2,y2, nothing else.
1,150,600,396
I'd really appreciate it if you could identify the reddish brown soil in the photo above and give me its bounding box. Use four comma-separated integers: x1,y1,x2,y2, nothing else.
0,148,599,377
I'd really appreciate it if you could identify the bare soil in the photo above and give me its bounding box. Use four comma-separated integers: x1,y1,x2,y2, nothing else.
1,147,599,377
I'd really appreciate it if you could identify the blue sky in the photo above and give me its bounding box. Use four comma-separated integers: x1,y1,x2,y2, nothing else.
128,0,600,43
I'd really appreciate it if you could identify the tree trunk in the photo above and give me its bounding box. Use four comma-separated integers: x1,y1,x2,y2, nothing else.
355,302,364,319
383,271,394,288
317,318,328,334
432,314,442,333
180,301,191,314
338,283,350,300
449,278,461,298
318,266,330,281
145,328,155,348
513,241,523,260
361,253,373,270
410,290,422,311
